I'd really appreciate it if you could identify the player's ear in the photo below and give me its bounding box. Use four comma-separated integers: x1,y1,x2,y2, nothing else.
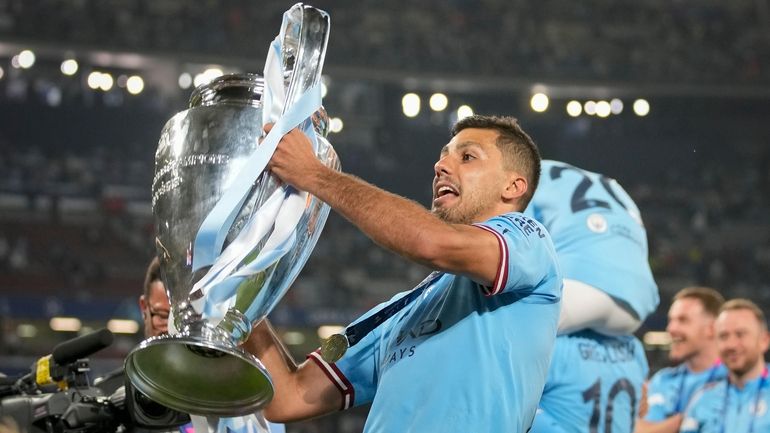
502,172,527,202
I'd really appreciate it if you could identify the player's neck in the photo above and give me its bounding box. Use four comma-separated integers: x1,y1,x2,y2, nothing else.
729,360,766,390
686,346,719,373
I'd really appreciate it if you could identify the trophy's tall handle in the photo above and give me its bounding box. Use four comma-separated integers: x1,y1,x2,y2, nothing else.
280,3,330,114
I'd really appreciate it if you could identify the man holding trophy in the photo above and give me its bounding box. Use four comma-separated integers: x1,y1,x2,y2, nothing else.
124,4,561,432
246,114,563,432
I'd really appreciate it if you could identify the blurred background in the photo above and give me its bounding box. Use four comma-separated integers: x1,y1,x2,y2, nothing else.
0,0,768,431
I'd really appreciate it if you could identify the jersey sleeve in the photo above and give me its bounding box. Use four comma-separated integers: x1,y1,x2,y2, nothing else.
473,213,561,302
305,295,401,410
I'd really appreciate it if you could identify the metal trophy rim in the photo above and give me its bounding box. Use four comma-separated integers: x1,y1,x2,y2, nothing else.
124,334,274,416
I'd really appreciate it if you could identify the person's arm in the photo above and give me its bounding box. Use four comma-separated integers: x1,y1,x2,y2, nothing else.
634,415,684,433
266,125,501,287
243,320,341,422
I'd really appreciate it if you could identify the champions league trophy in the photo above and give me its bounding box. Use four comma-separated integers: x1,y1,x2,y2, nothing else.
124,4,337,417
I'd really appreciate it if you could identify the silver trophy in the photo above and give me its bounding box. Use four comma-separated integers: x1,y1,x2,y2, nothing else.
124,4,337,416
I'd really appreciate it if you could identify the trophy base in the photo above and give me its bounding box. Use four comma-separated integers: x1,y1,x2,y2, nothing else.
124,334,274,416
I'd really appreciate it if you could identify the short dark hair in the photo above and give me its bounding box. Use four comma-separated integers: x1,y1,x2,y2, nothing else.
720,298,768,331
143,256,162,299
451,115,541,209
673,286,725,317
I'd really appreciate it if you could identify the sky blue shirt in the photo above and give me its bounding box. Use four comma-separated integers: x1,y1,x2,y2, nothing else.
307,212,562,433
531,331,649,433
680,367,770,433
524,159,659,320
645,362,728,421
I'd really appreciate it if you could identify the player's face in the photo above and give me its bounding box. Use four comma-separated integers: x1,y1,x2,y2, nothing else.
431,128,509,224
139,280,171,338
716,309,769,377
666,298,715,363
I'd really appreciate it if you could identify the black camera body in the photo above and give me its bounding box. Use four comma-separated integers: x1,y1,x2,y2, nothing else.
0,329,190,433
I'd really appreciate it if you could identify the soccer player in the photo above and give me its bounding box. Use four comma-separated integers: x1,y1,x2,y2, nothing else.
531,330,649,433
524,159,659,335
527,160,657,433
636,287,726,433
245,115,562,432
680,299,770,432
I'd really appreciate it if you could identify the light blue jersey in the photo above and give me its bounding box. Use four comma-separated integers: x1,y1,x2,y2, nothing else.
531,331,648,433
524,159,659,321
307,213,562,433
645,362,727,421
680,368,770,433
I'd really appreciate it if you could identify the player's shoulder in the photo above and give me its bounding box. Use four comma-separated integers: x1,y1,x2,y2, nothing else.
650,364,686,382
482,212,549,240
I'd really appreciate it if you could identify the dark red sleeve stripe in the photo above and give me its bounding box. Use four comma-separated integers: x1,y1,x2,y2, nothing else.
307,350,355,410
473,224,509,296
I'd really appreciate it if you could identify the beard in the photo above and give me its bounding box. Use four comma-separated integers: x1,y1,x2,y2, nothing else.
432,188,496,224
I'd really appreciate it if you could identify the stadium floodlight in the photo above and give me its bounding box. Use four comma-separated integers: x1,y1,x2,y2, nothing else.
330,117,344,133
50,317,82,332
596,100,611,118
98,72,114,91
584,101,597,116
457,104,474,120
18,50,35,69
530,93,549,113
108,319,140,334
633,99,650,116
87,71,102,89
402,93,421,117
610,98,623,114
178,72,193,89
429,93,448,111
566,100,582,117
126,75,145,95
61,59,79,76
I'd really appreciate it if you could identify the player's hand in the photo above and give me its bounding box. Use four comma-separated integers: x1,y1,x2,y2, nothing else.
264,123,326,192
639,381,649,419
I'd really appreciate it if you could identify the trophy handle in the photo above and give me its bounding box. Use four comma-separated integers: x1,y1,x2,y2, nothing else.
280,3,330,114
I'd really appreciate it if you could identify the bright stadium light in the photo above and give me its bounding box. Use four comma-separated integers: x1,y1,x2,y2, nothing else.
18,50,35,69
633,99,650,116
178,72,192,89
50,317,82,332
107,319,140,334
283,331,305,345
329,117,344,133
610,98,624,114
566,100,582,117
87,71,102,89
429,93,448,111
17,324,37,338
457,104,474,120
596,100,611,118
530,93,549,113
317,325,345,340
321,82,328,98
98,72,114,91
584,101,597,116
0,66,4,80
61,59,79,76
402,93,421,117
126,75,145,95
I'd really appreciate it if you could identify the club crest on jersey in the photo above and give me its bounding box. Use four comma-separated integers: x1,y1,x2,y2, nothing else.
751,399,768,416
586,213,608,233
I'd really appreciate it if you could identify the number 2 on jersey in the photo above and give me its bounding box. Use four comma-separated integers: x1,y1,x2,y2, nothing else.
550,165,629,214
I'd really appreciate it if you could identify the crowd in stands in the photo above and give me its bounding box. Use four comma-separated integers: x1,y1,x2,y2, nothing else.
0,0,768,84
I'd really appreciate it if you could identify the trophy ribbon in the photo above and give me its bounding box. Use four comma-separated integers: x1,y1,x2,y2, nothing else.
191,23,323,322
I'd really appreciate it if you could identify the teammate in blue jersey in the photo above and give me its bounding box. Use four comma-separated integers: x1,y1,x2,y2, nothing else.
524,159,659,335
245,115,562,433
526,160,657,433
680,299,770,433
636,287,726,433
531,331,649,433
